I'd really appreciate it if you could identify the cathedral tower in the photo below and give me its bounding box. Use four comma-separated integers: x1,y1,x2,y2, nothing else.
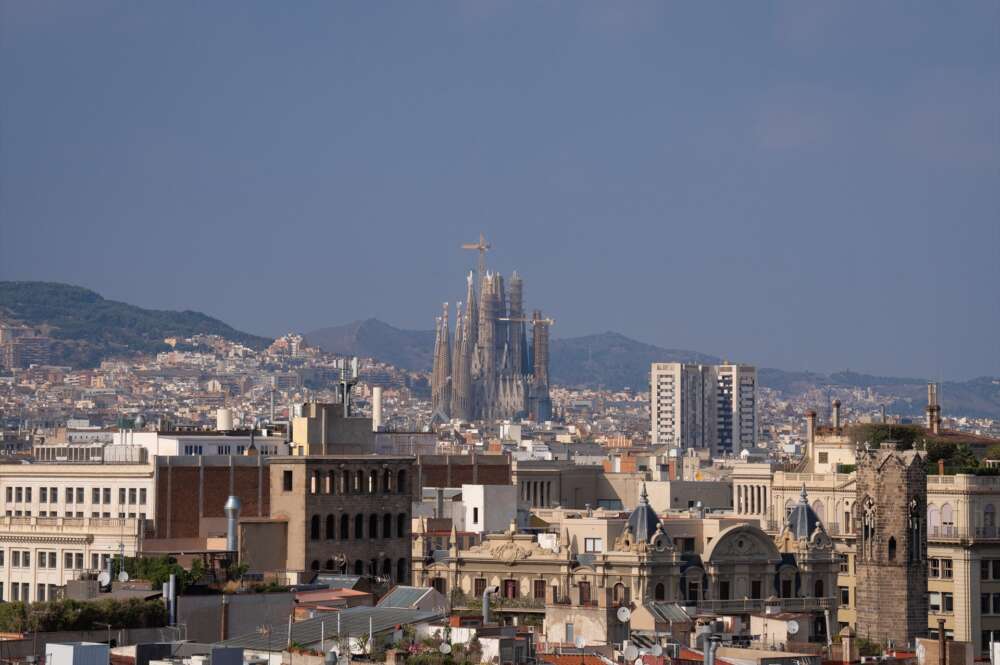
854,441,927,646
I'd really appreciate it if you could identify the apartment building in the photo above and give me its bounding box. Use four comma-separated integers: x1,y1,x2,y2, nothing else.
650,362,757,454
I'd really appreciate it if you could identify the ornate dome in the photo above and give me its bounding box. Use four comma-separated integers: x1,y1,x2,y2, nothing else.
786,485,822,539
627,484,662,543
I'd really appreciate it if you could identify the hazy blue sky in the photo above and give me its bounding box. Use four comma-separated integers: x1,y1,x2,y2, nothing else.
1,2,997,380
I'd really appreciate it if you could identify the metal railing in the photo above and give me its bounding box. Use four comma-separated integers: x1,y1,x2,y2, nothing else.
689,596,836,613
928,526,1000,541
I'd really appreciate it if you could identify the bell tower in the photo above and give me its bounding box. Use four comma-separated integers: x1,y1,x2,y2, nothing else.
854,441,927,646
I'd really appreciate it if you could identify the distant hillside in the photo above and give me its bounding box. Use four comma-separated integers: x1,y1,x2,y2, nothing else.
305,319,436,372
0,281,271,368
548,331,720,389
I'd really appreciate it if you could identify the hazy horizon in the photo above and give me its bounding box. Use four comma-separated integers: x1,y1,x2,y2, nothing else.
1,2,997,381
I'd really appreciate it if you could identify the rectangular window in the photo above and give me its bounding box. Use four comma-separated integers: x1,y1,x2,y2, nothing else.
839,554,849,573
930,559,940,578
942,559,953,579
75,553,83,569
840,587,850,607
140,488,147,504
4,487,10,502
76,488,84,503
92,553,99,570
103,488,110,504
25,488,31,502
15,487,22,502
37,584,45,602
982,593,991,614
473,507,479,524
49,552,56,568
283,470,293,492
0,550,4,567
930,592,941,613
474,578,487,597
944,592,954,613
50,487,57,503
119,488,126,504
67,489,74,504
129,488,137,504
92,488,100,504
565,623,574,644
12,551,20,567
578,581,591,605
584,538,603,553
22,551,29,567
40,488,47,503
534,579,547,600
992,559,1000,580
818,452,828,463
982,560,990,580
65,552,74,569
751,580,762,599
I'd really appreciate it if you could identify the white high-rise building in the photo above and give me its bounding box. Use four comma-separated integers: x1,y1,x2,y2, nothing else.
650,362,757,455
716,363,757,453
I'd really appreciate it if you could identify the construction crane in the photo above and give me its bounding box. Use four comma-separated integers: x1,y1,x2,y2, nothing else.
498,315,555,326
461,232,491,288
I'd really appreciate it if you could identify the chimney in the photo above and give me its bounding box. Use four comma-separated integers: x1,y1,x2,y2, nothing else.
805,410,817,457
224,495,242,556
938,618,947,665
831,400,842,431
372,387,383,432
220,595,230,641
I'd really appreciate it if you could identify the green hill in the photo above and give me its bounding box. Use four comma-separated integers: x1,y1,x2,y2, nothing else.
0,281,271,368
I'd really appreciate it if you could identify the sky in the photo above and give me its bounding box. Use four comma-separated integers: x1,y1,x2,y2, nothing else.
1,1,998,381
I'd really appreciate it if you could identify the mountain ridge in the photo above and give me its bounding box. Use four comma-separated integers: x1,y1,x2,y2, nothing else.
0,281,271,367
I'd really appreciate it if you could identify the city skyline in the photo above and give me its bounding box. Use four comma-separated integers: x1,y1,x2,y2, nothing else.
1,2,998,381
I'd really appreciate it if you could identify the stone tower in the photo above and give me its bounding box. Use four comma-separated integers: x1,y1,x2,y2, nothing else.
854,441,927,646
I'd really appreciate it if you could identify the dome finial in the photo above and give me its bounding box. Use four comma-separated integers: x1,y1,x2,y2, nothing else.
799,483,808,503
640,482,649,505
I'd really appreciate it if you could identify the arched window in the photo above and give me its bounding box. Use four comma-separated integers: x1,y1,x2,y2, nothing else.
814,579,824,598
397,513,408,537
986,504,996,529
654,583,665,601
397,470,408,494
369,470,379,494
941,503,954,535
812,500,825,524
382,558,392,579
383,513,393,538
310,515,320,540
325,471,334,494
326,515,335,540
369,514,379,539
612,582,628,606
310,472,318,495
888,536,896,561
397,558,408,584
354,559,364,575
383,469,392,493
354,514,364,539
355,469,364,492
340,514,349,539
928,504,941,533
341,470,349,494
311,560,320,571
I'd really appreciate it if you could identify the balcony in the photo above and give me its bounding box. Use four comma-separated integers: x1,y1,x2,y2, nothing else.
691,596,836,614
928,526,1000,542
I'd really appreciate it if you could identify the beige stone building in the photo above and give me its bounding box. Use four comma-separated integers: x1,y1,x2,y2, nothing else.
412,486,837,647
240,455,414,585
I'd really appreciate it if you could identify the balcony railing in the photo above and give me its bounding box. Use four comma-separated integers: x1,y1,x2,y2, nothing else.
928,526,1000,541
690,596,835,613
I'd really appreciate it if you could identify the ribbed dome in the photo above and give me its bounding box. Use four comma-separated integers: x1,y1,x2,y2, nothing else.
627,484,662,542
786,485,822,539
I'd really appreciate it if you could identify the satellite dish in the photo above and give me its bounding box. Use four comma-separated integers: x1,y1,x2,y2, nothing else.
624,645,639,661
617,606,632,623
97,571,111,587
787,619,800,635
439,644,452,655
575,637,586,650
118,571,129,583
651,645,663,657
